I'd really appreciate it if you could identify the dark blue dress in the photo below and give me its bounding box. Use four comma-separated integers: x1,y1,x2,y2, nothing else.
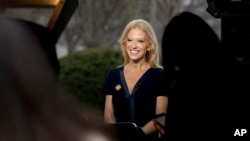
102,66,169,141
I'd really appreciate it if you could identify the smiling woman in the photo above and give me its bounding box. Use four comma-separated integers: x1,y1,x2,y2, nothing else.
102,19,169,141
125,27,150,64
119,19,160,68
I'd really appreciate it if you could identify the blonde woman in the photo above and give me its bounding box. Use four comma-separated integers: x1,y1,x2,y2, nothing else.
102,19,169,141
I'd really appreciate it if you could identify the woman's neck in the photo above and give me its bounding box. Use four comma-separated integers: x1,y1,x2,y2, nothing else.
125,61,150,71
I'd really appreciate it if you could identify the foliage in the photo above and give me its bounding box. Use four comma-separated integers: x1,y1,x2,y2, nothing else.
59,47,123,110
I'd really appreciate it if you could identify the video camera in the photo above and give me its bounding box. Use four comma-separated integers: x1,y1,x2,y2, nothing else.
207,0,250,18
207,0,250,63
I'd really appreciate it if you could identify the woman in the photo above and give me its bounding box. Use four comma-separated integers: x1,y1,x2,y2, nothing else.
102,19,169,141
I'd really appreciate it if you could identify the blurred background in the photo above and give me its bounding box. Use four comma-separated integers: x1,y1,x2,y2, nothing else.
0,0,221,111
1,0,220,58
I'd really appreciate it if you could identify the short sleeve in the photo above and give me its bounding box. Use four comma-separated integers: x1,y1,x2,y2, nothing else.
102,70,113,95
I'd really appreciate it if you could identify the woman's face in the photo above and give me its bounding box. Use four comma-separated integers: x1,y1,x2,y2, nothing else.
126,27,150,63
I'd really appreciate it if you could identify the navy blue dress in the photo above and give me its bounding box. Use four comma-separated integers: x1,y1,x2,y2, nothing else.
102,66,169,140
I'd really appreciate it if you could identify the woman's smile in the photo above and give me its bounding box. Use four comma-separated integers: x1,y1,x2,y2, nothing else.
126,27,149,62
130,49,140,55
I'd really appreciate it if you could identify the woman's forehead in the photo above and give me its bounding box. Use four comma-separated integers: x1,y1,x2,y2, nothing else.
127,27,146,37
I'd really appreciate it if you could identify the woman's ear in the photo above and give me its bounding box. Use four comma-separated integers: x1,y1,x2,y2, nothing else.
147,44,151,51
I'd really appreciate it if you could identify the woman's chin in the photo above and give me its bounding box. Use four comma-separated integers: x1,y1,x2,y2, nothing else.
129,58,143,63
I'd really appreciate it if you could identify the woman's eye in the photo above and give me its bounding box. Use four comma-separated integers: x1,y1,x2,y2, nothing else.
138,40,144,43
127,39,132,42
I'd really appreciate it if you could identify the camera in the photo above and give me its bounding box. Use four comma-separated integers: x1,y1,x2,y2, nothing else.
207,0,250,63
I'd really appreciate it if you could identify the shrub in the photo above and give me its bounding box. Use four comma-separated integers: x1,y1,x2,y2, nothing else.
59,47,123,110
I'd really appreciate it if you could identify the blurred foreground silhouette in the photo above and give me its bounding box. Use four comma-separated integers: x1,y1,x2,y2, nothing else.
162,12,229,139
0,18,118,141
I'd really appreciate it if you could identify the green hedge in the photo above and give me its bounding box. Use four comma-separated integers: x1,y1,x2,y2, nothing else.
59,47,123,110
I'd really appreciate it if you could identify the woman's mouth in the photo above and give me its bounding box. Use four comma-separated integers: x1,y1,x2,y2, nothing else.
130,50,139,55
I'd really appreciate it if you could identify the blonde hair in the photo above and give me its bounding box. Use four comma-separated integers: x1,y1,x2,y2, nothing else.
118,19,160,68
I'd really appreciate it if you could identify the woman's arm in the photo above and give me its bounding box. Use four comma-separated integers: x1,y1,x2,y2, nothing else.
141,96,168,135
104,95,116,123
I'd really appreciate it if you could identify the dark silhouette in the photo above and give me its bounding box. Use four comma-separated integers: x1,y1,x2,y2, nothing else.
161,12,228,139
0,18,118,141
0,17,60,75
219,3,250,134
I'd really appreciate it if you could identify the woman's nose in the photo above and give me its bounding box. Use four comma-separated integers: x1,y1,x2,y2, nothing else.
131,41,137,48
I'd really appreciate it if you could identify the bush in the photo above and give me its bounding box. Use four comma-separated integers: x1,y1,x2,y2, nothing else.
59,47,123,110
